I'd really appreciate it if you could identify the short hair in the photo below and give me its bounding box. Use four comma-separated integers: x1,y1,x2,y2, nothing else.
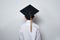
25,16,34,20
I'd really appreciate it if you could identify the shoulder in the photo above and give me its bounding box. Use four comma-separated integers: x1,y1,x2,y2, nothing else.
33,22,40,30
19,23,26,31
19,22,29,31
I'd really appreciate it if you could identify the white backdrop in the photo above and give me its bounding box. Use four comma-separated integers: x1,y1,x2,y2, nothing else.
0,0,60,40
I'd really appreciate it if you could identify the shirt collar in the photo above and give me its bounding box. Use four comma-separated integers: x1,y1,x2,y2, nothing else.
26,20,34,23
26,20,30,22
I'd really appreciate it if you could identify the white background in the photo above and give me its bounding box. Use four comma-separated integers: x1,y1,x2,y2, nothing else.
0,0,60,40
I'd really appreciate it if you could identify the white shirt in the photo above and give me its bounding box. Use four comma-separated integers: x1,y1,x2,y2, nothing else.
19,20,41,40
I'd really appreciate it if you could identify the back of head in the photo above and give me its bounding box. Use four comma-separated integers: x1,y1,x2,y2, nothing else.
25,15,34,20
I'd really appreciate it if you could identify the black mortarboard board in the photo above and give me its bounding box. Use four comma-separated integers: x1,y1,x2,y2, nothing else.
20,5,39,20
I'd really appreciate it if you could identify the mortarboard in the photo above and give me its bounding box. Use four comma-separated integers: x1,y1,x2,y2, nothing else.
20,5,39,18
20,4,39,32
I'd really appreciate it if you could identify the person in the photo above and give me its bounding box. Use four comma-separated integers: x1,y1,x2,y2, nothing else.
19,5,41,40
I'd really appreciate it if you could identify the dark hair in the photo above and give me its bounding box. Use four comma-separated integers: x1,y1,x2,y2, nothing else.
25,16,34,20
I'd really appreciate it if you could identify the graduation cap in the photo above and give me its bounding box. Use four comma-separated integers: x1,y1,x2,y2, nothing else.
20,5,39,32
